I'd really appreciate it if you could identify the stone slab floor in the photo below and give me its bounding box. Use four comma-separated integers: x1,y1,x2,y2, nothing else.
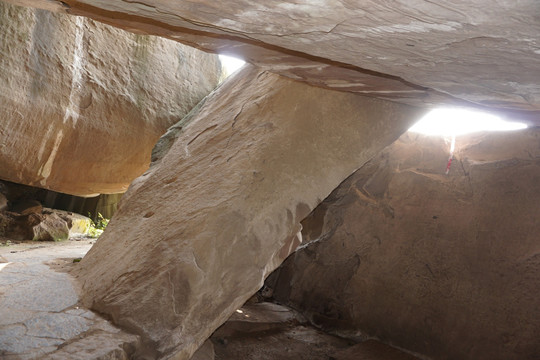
0,237,138,359
0,236,423,360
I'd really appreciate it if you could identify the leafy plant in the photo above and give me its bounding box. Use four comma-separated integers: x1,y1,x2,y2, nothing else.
87,212,109,238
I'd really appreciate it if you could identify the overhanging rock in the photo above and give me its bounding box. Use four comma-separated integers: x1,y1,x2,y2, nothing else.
4,0,540,120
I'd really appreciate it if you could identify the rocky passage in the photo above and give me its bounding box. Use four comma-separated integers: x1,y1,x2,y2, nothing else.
0,1,539,359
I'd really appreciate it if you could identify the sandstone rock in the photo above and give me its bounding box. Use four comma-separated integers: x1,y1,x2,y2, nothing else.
76,66,425,359
44,208,92,236
0,2,221,196
5,0,540,118
270,129,540,360
11,199,43,215
32,213,69,241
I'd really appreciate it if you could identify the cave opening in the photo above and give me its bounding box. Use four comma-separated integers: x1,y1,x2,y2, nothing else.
219,54,246,78
408,107,528,136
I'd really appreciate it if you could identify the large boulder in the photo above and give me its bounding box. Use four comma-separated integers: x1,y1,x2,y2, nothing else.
0,2,221,196
4,0,540,119
269,129,540,360
76,66,426,359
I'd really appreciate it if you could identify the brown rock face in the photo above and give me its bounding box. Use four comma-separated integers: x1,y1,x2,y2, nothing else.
0,2,221,196
270,130,540,360
4,0,540,119
76,66,426,359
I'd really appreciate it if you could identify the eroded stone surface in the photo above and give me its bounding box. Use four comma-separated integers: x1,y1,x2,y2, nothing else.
0,1,221,196
4,0,540,119
270,129,540,360
76,66,425,360
0,240,139,359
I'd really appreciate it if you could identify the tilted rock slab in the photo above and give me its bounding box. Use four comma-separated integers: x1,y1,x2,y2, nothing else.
4,0,540,119
0,2,221,196
77,66,426,359
270,130,540,360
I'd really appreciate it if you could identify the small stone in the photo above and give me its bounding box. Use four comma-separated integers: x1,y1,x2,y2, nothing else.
32,213,69,242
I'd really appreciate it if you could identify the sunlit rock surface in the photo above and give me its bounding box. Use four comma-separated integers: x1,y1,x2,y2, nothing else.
4,0,540,119
77,66,425,359
269,129,540,360
0,2,221,196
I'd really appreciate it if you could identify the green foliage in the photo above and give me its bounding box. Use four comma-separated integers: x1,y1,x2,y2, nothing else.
87,213,109,238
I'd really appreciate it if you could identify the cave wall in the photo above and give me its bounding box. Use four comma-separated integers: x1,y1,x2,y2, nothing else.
0,1,221,196
269,129,540,360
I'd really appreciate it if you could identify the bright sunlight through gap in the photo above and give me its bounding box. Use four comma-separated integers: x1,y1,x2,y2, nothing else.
409,108,527,136
219,54,246,77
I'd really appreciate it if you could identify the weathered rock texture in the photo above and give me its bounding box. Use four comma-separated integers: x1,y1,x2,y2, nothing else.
0,206,91,241
269,129,540,360
4,0,540,120
0,1,221,196
76,66,426,359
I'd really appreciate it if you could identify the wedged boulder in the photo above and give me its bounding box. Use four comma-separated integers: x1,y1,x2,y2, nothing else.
0,2,221,196
4,0,540,117
76,66,426,359
269,130,540,360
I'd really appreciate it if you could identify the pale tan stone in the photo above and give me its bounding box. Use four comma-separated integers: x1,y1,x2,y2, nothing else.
76,66,425,359
4,0,540,118
0,2,221,196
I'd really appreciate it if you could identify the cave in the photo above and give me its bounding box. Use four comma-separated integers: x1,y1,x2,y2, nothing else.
0,1,539,359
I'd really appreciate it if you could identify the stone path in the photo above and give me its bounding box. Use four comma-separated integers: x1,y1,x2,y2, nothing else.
0,238,138,359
